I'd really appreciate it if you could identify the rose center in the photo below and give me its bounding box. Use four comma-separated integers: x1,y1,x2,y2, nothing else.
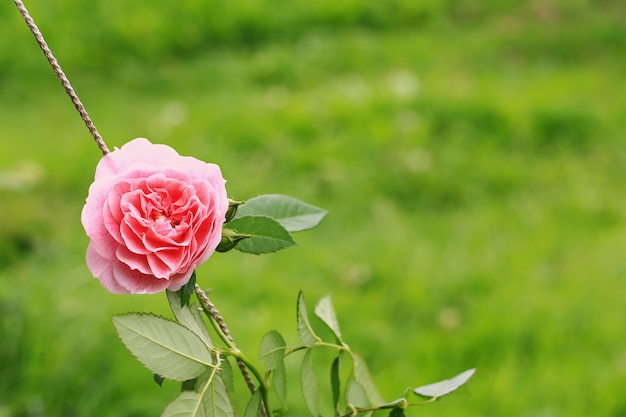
154,211,181,228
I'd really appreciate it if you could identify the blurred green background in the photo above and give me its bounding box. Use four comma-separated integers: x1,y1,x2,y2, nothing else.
1,0,625,416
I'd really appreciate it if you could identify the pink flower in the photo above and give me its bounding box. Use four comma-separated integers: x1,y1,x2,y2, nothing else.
81,138,228,294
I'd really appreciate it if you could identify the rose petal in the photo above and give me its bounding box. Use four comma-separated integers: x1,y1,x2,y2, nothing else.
115,245,153,275
153,247,186,273
113,261,172,294
83,138,229,294
86,243,129,294
95,138,181,179
82,176,119,256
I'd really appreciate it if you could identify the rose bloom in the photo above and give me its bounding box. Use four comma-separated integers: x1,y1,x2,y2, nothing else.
81,138,228,294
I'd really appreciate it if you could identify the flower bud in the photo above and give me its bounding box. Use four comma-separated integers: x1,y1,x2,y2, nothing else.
216,228,250,253
224,199,245,223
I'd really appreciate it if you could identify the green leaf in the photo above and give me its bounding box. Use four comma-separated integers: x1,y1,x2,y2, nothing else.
388,409,406,417
166,290,212,348
198,371,235,417
113,313,213,382
178,271,197,307
161,391,202,417
314,295,343,342
352,353,384,406
227,216,295,254
330,356,341,412
182,379,197,391
161,372,235,417
235,194,327,232
220,355,235,394
258,330,286,371
413,368,476,399
273,359,287,407
154,373,165,386
243,390,262,417
346,378,369,409
301,348,319,416
160,375,235,417
297,292,319,347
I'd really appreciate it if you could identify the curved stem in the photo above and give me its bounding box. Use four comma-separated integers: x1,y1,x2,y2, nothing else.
316,341,352,352
337,399,437,417
283,341,349,359
194,285,271,417
284,345,309,357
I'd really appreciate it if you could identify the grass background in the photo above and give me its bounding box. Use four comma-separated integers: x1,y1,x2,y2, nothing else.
1,0,626,416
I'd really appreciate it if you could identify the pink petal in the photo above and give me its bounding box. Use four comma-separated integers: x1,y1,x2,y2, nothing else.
86,243,129,294
115,245,152,275
95,138,181,179
164,269,195,292
146,252,176,279
82,177,118,256
113,261,172,294
153,248,186,273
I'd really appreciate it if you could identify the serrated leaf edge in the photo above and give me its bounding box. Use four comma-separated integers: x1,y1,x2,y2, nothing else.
297,292,320,347
258,330,287,370
112,313,215,377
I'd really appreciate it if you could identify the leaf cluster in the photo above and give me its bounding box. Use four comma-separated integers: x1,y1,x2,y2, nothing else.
112,287,474,417
216,194,327,255
114,291,234,417
110,195,472,416
292,292,475,417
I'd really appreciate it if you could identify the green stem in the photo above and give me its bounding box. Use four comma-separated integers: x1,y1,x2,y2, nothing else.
316,340,351,352
194,285,271,417
228,349,271,412
284,340,351,359
338,398,437,417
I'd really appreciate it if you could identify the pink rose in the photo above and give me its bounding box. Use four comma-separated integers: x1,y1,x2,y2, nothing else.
81,138,228,294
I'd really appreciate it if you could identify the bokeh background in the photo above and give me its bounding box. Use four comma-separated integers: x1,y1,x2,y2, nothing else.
1,0,625,416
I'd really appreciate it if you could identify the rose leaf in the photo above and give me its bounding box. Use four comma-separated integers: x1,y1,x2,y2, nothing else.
273,359,287,407
113,313,213,382
226,215,295,255
243,390,263,417
297,291,319,347
258,330,287,371
177,270,197,307
413,368,476,399
331,355,341,412
352,353,385,407
314,295,343,343
167,289,213,348
235,194,327,232
220,355,235,394
196,369,236,417
161,391,202,417
301,348,319,417
346,378,369,410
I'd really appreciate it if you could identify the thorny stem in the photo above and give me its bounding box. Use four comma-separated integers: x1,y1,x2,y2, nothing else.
13,0,109,156
14,0,273,412
195,285,270,417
